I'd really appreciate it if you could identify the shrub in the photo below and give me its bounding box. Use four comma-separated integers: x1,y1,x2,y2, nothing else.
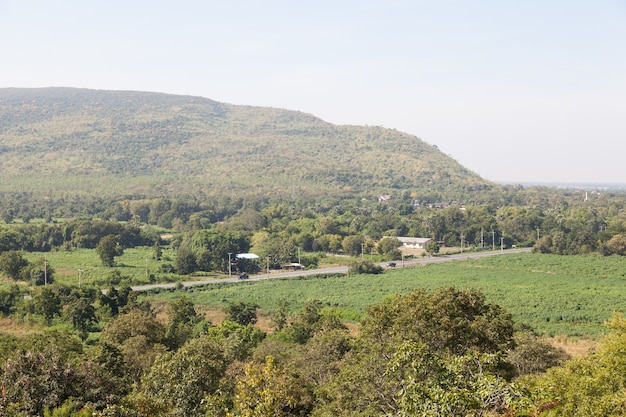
348,260,383,275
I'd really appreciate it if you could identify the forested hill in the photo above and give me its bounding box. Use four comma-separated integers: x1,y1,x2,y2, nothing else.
0,87,494,201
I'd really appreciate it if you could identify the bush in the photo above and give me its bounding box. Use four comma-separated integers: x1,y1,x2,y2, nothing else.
348,260,383,275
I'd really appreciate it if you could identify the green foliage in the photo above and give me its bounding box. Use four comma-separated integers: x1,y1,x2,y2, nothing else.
141,335,229,416
33,286,63,324
388,343,525,416
96,234,124,267
164,296,203,349
348,259,383,275
520,314,626,416
100,308,168,382
314,287,517,416
228,356,313,417
342,235,365,257
21,256,55,285
65,297,96,339
0,284,21,315
361,287,514,355
507,329,569,378
282,300,347,345
189,229,250,272
0,250,28,280
425,240,440,255
174,245,197,275
204,321,266,363
224,301,259,326
376,236,401,256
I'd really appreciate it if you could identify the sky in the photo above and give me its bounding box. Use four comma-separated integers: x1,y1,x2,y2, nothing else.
1,0,625,185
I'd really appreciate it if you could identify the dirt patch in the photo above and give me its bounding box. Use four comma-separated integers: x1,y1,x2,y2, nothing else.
547,336,599,358
55,268,77,276
0,317,41,337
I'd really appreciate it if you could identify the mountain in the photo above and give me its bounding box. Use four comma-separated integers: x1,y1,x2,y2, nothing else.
0,87,494,202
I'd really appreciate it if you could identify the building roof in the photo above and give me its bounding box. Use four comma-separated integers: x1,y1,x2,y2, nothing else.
236,253,259,259
394,237,432,244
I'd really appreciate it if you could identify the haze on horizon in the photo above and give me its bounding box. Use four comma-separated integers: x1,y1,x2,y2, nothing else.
1,1,624,185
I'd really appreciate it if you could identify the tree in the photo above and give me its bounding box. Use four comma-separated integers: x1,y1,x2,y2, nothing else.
175,245,197,275
21,257,54,286
284,300,346,345
0,344,79,416
602,234,626,256
227,356,313,417
0,250,28,280
425,240,440,256
377,237,401,256
316,287,517,416
225,301,259,326
0,285,21,316
141,335,229,416
96,234,123,267
271,298,290,331
152,240,162,260
165,296,202,349
65,297,96,339
76,342,133,410
506,329,569,377
342,234,365,257
33,286,62,325
100,309,168,382
388,342,524,416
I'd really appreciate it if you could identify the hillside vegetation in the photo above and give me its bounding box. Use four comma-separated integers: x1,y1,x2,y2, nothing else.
0,87,492,201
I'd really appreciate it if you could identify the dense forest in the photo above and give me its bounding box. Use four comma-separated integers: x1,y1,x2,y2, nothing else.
2,87,626,416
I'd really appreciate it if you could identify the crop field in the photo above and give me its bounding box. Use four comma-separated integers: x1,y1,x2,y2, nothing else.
143,253,626,337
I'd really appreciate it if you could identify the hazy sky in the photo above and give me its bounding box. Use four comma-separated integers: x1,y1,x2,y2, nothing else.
1,1,625,184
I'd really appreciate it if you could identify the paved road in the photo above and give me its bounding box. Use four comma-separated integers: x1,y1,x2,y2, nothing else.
131,247,532,292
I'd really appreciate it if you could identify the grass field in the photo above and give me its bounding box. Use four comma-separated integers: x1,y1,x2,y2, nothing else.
141,252,626,338
19,247,169,288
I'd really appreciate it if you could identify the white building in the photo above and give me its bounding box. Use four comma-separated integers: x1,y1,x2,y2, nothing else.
388,236,433,249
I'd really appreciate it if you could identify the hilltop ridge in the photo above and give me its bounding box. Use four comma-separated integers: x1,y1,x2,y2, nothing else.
0,87,494,201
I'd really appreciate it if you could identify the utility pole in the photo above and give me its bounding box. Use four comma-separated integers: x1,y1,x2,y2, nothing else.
460,233,464,253
361,243,364,259
500,237,504,253
266,257,270,277
481,227,484,249
536,227,540,241
297,247,301,265
227,253,232,276
44,258,47,285
491,230,496,251
78,269,83,288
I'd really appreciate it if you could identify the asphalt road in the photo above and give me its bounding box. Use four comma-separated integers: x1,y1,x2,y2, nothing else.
131,247,532,292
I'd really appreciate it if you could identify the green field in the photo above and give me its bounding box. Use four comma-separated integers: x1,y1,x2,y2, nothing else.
142,253,626,337
18,246,184,288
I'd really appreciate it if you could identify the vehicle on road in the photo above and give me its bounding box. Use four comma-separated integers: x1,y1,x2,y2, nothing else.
387,262,397,268
238,273,249,280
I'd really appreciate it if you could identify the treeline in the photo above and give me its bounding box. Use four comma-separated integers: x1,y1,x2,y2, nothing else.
3,285,626,416
0,219,157,253
2,188,626,280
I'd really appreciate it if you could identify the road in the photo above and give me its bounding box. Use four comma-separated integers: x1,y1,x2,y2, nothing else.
131,247,532,292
